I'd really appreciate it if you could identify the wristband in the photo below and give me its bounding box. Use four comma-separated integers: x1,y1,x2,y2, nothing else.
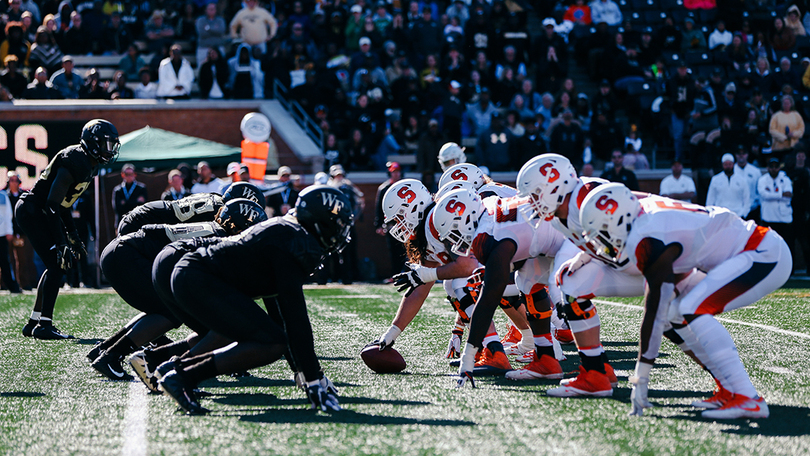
382,325,402,342
420,267,438,283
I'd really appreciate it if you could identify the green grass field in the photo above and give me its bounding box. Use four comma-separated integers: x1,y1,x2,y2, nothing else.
0,282,808,456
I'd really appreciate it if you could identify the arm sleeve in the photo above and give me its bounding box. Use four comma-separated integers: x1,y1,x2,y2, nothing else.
705,179,717,207
758,175,779,200
769,114,787,142
794,113,805,138
46,167,77,243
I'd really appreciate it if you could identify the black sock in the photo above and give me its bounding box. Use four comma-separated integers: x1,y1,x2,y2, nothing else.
99,325,132,351
108,336,139,358
151,334,174,346
147,340,190,365
38,319,52,327
486,341,505,354
179,356,218,386
600,351,609,365
580,352,606,373
535,345,554,358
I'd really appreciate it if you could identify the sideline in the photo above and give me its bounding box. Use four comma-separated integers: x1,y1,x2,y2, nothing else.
122,381,148,456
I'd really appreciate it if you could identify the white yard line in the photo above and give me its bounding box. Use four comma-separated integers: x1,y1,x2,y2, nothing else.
593,299,810,340
121,381,148,456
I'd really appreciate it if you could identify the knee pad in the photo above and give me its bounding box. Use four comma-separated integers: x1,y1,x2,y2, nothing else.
499,294,521,310
663,327,685,345
563,298,601,333
523,285,552,320
447,293,475,323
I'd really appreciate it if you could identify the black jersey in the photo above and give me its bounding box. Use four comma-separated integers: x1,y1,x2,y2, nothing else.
27,145,97,208
188,216,323,299
118,193,225,235
120,221,227,258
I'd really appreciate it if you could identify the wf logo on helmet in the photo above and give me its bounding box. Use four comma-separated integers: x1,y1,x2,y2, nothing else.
322,192,345,215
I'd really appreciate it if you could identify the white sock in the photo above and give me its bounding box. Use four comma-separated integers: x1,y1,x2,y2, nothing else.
518,328,534,351
30,311,41,320
688,315,757,398
482,332,499,347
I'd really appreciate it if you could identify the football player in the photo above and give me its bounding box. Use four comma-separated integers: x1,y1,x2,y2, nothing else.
16,119,120,339
437,142,467,172
89,198,267,381
154,185,352,415
433,188,570,386
579,183,791,419
117,181,266,236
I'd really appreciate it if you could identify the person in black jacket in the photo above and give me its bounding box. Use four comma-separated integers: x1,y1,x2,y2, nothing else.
198,47,229,99
374,162,406,281
600,149,640,190
112,163,149,230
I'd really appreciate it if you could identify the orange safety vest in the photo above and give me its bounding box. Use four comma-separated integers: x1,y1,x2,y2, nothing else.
241,140,269,181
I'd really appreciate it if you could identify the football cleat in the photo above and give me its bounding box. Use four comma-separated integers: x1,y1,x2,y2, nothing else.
91,351,134,381
692,385,733,409
505,354,564,380
500,325,522,348
554,328,575,344
561,363,618,388
129,351,160,393
504,343,532,356
701,394,769,419
472,348,512,376
154,356,179,381
22,319,38,337
87,343,103,364
32,323,75,340
547,366,613,397
158,371,210,415
514,350,535,363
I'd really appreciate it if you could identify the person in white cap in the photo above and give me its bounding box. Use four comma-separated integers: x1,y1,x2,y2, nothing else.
706,153,751,217
589,0,622,26
266,166,297,217
190,161,225,195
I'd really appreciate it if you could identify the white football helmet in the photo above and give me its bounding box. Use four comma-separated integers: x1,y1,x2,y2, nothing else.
438,163,485,191
435,179,479,202
382,179,432,243
516,154,578,227
579,183,640,266
437,142,467,171
432,188,484,257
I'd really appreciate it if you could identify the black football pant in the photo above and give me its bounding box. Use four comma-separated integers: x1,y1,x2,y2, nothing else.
15,197,63,319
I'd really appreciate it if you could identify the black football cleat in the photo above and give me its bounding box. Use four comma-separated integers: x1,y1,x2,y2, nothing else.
154,356,180,382
159,371,209,415
129,351,160,393
22,319,38,337
91,351,134,381
87,343,103,364
32,323,75,340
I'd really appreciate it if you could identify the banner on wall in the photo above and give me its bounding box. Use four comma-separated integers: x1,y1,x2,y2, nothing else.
0,121,87,190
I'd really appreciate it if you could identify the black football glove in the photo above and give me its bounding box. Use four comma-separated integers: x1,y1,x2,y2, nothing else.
56,244,74,271
306,381,341,412
392,270,424,297
65,231,86,260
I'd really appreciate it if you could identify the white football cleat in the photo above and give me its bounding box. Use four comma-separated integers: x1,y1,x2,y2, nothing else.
702,394,769,419
504,343,532,356
514,351,534,363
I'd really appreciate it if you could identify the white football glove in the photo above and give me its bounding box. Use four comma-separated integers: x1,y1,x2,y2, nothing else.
444,332,462,359
393,263,438,297
455,343,477,388
628,362,653,417
565,251,591,276
375,325,402,351
306,380,341,412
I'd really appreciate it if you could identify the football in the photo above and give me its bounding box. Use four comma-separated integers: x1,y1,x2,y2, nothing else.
360,344,406,373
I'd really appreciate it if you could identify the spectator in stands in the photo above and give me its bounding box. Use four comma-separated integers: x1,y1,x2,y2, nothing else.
79,68,109,99
770,95,805,157
785,5,806,37
5,171,34,290
350,36,380,78
717,81,745,125
707,153,750,217
61,11,91,55
537,92,553,131
157,44,194,99
410,6,442,64
175,3,198,44
118,45,145,82
549,109,585,168
659,160,696,202
372,1,392,35
708,20,732,50
134,67,158,99
374,161,406,282
691,76,719,137
416,118,445,191
21,66,62,99
112,163,148,228
509,94,534,121
443,80,464,142
228,43,263,99
514,114,548,164
786,149,810,273
681,18,707,53
515,79,541,112
199,47,228,99
327,164,363,284
464,9,494,62
725,33,752,71
734,144,762,218
19,0,39,23
478,111,517,171
345,4,364,53
752,57,773,96
601,149,640,190
161,169,190,201
21,12,35,44
190,161,224,194
565,0,592,41
464,87,498,136
589,0,622,27
108,70,133,99
623,142,650,170
196,2,227,67
0,55,26,98
1,21,30,67
266,166,298,217
446,0,469,28
49,55,82,99
759,156,794,264
323,133,342,171
29,25,61,75
534,18,567,93
101,11,132,55
419,53,440,91
144,11,175,55
230,0,277,54
772,57,801,95
589,110,623,165
6,0,23,22
771,17,796,52
667,61,695,161
345,128,372,171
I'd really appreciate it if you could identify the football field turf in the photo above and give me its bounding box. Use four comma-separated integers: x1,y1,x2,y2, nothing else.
0,281,808,455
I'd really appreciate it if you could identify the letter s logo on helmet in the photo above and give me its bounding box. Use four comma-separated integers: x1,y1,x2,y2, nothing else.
445,198,466,216
539,163,560,183
451,169,468,180
396,185,416,203
595,195,619,214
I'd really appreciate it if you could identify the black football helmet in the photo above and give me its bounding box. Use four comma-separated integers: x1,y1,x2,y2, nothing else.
294,185,354,254
222,181,267,208
80,119,120,165
215,198,268,235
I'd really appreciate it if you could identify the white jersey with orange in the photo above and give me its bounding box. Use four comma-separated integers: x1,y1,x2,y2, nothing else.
424,206,454,266
478,182,517,199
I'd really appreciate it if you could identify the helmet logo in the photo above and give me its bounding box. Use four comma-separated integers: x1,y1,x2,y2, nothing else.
539,163,560,183
396,185,417,203
445,199,466,216
322,192,345,215
595,195,618,214
451,169,468,180
239,204,262,222
242,188,258,203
